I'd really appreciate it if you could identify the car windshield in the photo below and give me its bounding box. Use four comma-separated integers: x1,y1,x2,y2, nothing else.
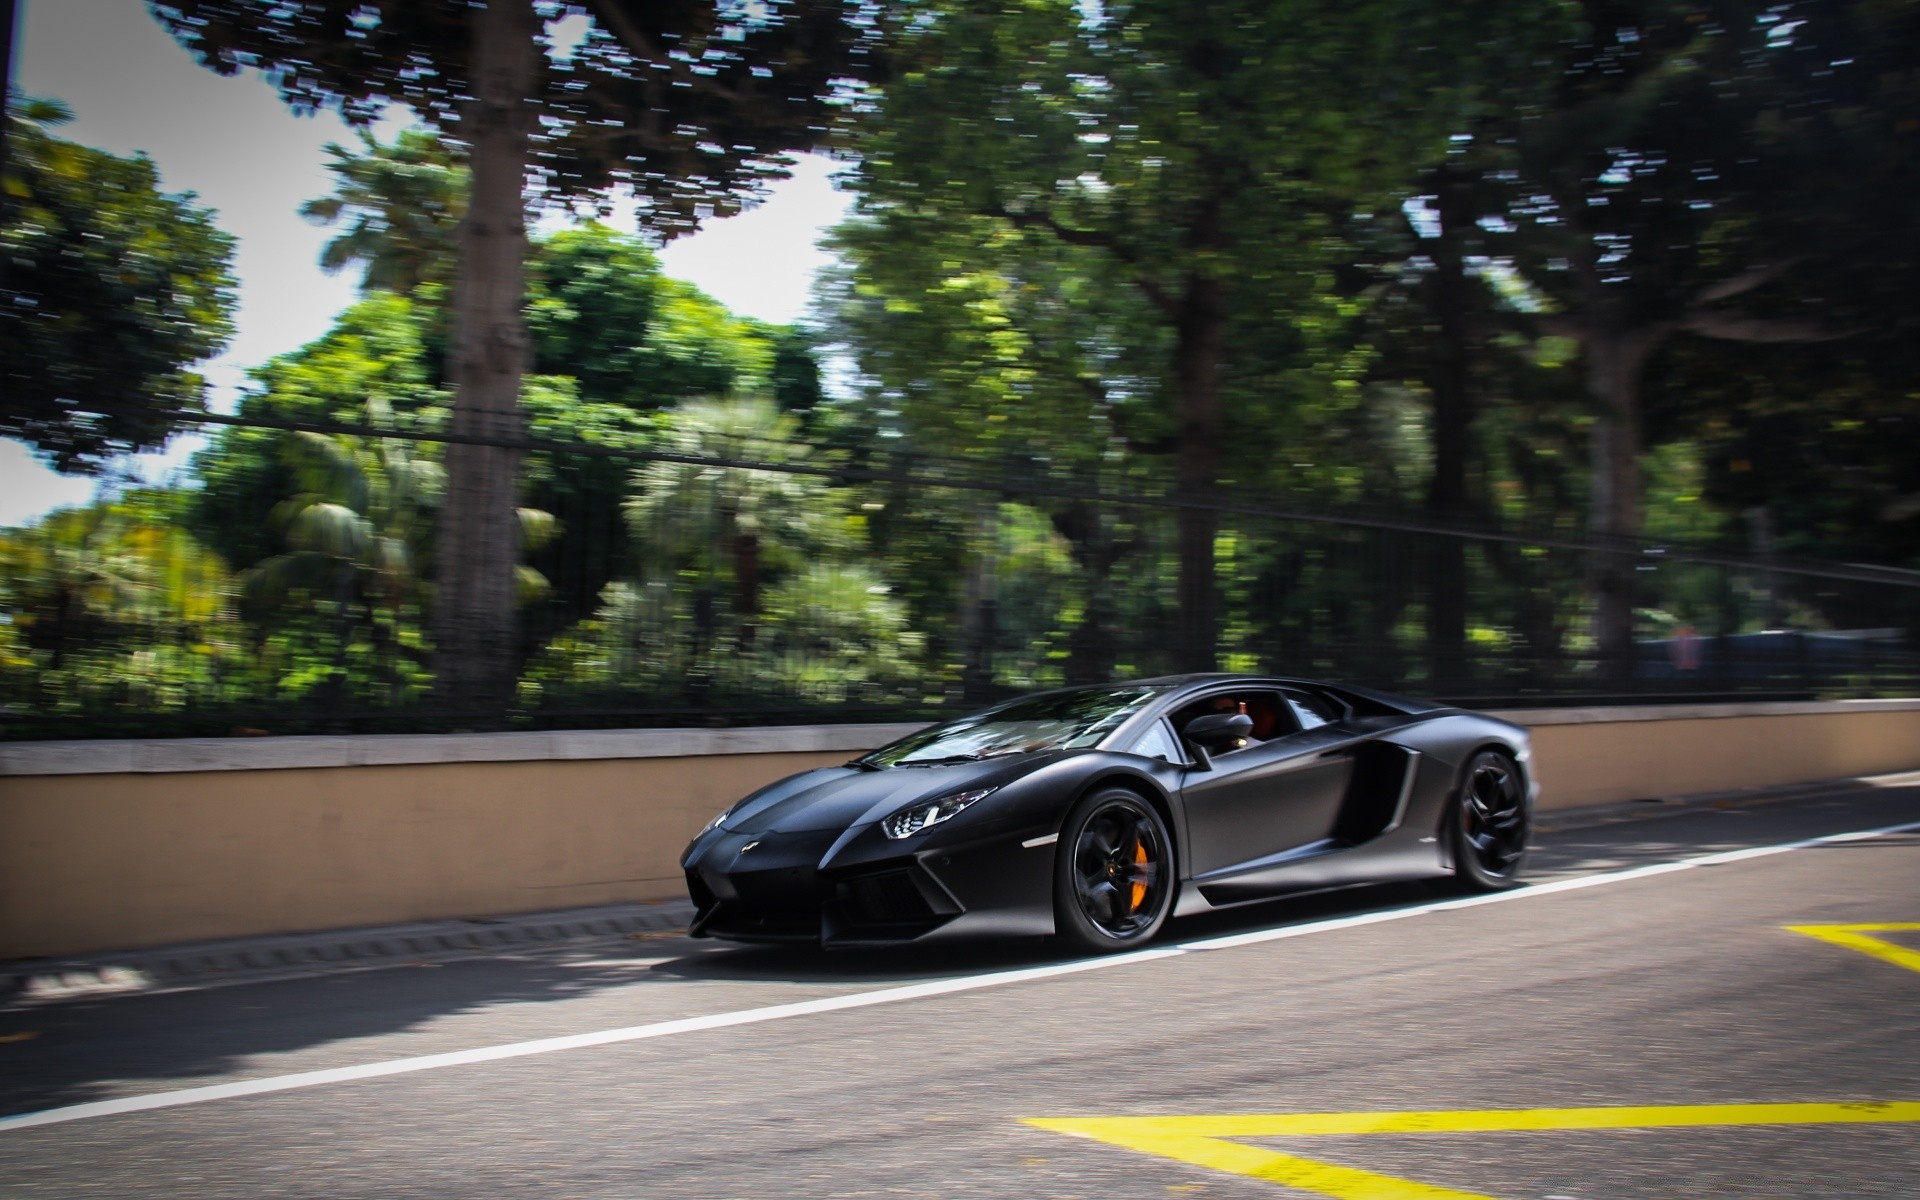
865,686,1165,767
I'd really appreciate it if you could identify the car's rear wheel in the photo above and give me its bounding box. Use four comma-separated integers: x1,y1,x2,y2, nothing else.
1053,788,1174,953
1450,749,1530,890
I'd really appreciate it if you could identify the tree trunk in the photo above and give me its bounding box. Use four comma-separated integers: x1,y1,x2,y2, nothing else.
959,498,1000,703
431,0,536,721
1051,501,1126,684
731,518,760,650
1171,270,1226,673
1423,166,1476,692
1583,324,1660,682
0,0,16,186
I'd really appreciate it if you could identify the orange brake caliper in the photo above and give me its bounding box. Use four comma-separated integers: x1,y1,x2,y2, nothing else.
1128,837,1149,913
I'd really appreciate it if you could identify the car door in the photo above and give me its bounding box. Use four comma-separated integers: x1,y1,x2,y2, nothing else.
1175,689,1357,879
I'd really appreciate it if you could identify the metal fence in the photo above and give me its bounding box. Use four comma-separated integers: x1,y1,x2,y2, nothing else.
5,409,1919,739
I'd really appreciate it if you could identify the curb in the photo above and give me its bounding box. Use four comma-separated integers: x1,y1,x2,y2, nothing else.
1534,768,1920,833
0,898,698,1009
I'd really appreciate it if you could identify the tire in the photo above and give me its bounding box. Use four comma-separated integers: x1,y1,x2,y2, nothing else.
1052,787,1175,953
1448,749,1531,890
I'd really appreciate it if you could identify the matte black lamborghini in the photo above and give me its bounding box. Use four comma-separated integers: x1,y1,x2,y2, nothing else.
681,675,1536,952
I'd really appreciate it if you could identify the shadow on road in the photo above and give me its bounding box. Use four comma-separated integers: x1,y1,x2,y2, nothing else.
0,877,1452,1120
643,878,1449,984
637,871,1443,983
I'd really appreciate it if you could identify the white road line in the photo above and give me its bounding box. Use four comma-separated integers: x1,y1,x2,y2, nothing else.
1174,819,1920,951
4,818,1916,1134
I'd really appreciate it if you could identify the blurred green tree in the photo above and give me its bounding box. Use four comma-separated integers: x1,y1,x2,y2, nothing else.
847,0,1567,670
189,292,450,571
822,208,1168,689
152,0,885,716
193,224,818,638
0,493,243,717
301,128,468,295
1,97,236,472
1487,0,1920,673
625,396,844,660
526,223,776,408
239,400,451,701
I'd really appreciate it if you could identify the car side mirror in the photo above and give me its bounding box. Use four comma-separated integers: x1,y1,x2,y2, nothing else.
1181,712,1252,771
1183,712,1253,748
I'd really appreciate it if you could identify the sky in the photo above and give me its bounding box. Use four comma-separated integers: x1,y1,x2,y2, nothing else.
2,0,855,526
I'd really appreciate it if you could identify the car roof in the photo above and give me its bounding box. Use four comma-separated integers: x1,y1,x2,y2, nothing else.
1128,673,1449,716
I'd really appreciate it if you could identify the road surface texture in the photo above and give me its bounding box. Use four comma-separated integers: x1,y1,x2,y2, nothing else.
3,776,1917,1198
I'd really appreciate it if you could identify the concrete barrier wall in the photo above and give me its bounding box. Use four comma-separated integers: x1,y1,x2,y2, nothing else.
3,702,1916,960
1518,702,1920,809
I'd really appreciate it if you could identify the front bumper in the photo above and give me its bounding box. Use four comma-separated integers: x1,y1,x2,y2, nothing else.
682,822,1055,948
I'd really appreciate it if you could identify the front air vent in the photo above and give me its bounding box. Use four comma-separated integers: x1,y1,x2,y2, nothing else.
839,869,938,926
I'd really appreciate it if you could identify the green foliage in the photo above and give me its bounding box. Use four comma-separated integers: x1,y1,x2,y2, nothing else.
523,397,921,710
189,293,450,570
13,5,1920,737
235,402,451,705
842,0,1577,668
526,224,775,408
246,292,449,423
826,211,1152,463
0,493,247,717
1658,337,1920,573
246,404,442,612
150,0,886,233
151,0,889,714
181,227,827,653
625,396,849,627
302,128,467,294
2,97,237,472
518,223,819,626
524,561,924,708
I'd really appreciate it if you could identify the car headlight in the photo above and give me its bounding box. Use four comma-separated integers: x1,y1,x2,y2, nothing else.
700,808,731,835
880,787,997,840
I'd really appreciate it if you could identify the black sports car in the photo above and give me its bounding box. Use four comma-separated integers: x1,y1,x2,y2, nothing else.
681,674,1535,952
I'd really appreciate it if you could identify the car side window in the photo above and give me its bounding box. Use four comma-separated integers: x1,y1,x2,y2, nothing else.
1169,690,1299,752
1282,688,1344,731
1128,719,1185,764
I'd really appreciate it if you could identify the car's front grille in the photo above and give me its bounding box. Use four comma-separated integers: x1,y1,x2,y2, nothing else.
838,868,939,926
685,871,718,915
687,854,826,941
820,861,965,944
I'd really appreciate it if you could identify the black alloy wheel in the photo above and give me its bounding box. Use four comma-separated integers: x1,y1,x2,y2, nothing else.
1053,788,1174,952
1451,749,1530,890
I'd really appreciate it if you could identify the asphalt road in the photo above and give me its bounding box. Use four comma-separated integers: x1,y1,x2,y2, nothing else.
3,779,1918,1198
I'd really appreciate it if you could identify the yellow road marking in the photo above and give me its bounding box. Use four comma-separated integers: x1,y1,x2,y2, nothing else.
1786,922,1920,974
1024,1102,1920,1200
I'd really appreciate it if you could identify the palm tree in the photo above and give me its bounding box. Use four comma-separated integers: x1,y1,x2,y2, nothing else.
757,563,921,702
244,400,557,701
625,397,841,654
300,129,467,295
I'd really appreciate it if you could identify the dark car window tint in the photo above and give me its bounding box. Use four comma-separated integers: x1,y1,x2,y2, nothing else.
867,685,1166,766
1128,720,1184,764
1283,689,1343,730
1169,690,1297,751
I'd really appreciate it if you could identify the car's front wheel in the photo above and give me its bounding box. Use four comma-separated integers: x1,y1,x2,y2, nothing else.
1052,788,1175,953
1449,749,1530,890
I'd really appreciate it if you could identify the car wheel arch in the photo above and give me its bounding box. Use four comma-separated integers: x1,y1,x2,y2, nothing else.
1427,741,1522,864
1065,770,1183,878
1050,779,1180,951
1437,742,1531,881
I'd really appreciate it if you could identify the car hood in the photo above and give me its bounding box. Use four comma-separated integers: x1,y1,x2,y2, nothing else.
719,757,1048,834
